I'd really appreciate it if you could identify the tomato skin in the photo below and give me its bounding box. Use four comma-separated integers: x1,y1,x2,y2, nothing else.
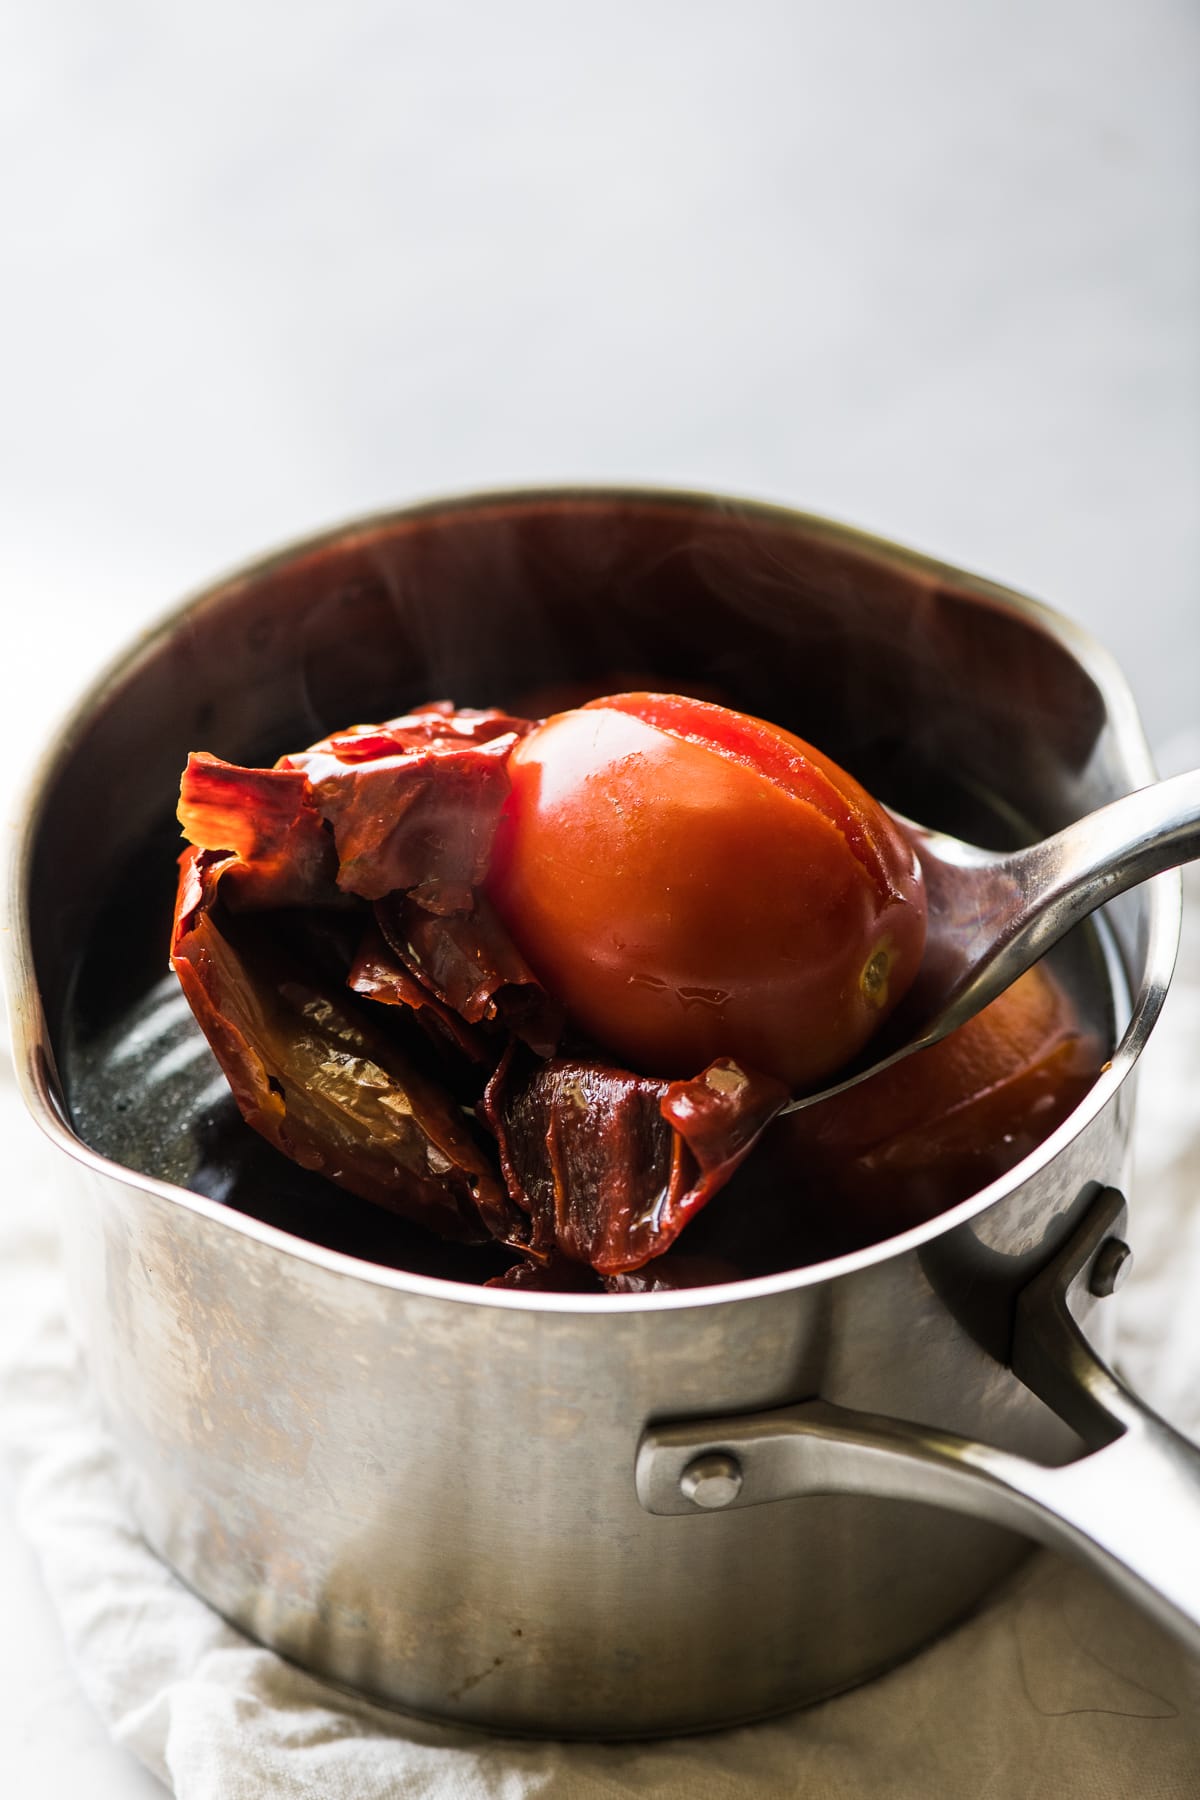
678,959,1106,1276
777,960,1106,1234
484,694,927,1088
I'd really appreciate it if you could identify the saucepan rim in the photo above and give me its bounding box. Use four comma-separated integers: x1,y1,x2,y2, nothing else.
3,483,1182,1314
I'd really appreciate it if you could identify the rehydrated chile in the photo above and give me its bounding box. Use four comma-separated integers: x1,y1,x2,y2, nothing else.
480,1048,788,1274
374,891,564,1057
171,850,508,1240
171,703,791,1280
281,702,533,908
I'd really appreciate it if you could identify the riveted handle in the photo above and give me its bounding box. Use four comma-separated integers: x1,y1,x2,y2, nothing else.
636,1189,1200,1657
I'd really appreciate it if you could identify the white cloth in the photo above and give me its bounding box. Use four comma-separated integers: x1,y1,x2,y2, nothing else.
2,871,1200,1797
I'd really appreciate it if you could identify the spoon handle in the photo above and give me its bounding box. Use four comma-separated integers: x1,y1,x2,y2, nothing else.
781,767,1199,1115
919,766,1200,1047
1005,765,1200,955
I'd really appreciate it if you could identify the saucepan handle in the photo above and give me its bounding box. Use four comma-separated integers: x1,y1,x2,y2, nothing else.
635,1188,1200,1657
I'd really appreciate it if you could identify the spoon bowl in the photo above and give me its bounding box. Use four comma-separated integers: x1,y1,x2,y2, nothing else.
785,766,1200,1113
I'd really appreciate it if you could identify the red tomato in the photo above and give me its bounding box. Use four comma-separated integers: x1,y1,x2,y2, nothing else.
484,693,927,1088
778,960,1106,1234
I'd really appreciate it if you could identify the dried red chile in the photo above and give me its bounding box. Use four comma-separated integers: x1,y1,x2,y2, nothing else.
172,703,788,1281
171,850,507,1241
480,1050,787,1275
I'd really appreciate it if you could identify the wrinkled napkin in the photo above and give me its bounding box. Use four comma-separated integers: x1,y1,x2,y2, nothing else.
1,854,1199,1799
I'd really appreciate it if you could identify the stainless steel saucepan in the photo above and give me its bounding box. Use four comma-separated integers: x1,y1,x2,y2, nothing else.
4,488,1193,1737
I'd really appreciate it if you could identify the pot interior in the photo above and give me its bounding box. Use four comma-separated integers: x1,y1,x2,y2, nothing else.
23,491,1155,1282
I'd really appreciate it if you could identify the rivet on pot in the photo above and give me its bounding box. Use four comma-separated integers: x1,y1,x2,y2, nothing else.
1089,1237,1133,1298
680,1452,744,1510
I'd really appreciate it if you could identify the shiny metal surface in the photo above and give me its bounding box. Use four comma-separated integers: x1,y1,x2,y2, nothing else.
787,766,1200,1111
680,1454,744,1509
3,488,1183,1735
1089,1237,1133,1298
638,1189,1200,1657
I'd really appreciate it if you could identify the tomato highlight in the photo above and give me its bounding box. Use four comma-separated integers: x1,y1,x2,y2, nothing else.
485,693,928,1089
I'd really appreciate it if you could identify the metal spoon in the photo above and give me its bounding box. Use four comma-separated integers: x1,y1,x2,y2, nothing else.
783,766,1200,1113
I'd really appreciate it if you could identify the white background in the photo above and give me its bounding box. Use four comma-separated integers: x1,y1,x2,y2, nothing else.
1,2,1198,1791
